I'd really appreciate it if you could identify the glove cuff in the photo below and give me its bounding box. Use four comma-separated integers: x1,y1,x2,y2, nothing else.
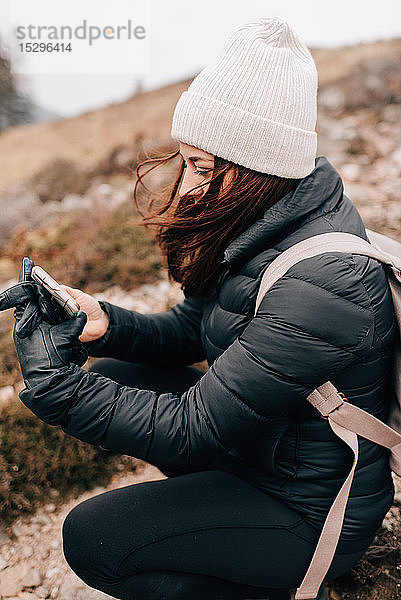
82,301,139,359
81,301,113,357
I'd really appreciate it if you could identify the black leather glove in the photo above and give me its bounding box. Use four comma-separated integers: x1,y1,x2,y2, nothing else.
13,311,88,386
0,262,226,473
0,257,88,386
0,257,72,338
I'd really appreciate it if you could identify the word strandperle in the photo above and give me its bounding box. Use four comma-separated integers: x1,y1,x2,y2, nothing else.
15,19,146,46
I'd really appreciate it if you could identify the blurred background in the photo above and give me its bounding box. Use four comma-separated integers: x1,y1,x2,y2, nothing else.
0,2,400,599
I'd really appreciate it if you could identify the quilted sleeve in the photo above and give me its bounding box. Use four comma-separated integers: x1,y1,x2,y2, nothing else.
19,257,375,473
144,260,376,463
83,294,206,366
197,265,375,445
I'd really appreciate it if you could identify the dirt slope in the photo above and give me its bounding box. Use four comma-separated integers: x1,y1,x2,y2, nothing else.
0,38,400,195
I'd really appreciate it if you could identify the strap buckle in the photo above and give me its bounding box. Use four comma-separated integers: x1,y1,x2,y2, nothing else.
321,391,349,420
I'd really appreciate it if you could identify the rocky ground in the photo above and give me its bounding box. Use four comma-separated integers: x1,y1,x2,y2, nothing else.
0,464,399,600
0,462,165,600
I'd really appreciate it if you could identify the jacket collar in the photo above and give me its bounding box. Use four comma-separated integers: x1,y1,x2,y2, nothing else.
222,156,344,266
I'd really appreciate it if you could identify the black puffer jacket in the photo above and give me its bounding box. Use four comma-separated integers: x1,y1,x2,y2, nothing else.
25,156,396,555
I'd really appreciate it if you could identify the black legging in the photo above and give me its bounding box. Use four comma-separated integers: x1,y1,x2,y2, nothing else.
61,359,372,600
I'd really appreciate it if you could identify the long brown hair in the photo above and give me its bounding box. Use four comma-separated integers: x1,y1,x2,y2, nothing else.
132,147,300,298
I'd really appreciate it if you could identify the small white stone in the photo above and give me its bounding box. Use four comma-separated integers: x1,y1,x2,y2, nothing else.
390,147,401,168
0,385,15,408
41,524,52,534
98,183,113,196
58,582,83,600
340,163,361,183
90,486,107,496
12,522,31,537
61,194,82,212
45,566,60,579
35,585,51,599
22,545,34,558
33,514,51,526
0,562,29,595
382,517,393,531
50,584,60,599
22,566,42,588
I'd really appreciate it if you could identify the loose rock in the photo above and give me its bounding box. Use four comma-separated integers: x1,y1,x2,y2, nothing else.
22,566,42,588
0,562,29,596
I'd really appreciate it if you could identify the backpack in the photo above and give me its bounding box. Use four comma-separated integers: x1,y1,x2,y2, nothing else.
254,228,401,600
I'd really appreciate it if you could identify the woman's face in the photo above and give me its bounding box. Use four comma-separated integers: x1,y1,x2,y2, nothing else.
178,142,215,198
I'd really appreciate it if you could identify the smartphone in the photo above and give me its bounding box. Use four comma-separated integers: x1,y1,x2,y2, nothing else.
31,265,80,317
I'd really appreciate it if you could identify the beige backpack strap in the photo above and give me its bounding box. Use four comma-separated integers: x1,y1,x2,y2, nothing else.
294,381,401,600
253,231,401,599
309,382,401,454
254,230,400,317
294,413,359,599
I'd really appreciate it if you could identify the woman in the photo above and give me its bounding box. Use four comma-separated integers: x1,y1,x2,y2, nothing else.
0,17,395,600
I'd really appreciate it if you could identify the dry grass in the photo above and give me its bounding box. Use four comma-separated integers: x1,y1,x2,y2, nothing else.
0,39,400,196
0,396,138,524
2,199,163,294
0,79,189,194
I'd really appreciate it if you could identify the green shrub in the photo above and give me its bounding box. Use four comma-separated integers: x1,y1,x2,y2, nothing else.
3,199,163,294
0,395,137,524
0,190,160,522
0,311,20,387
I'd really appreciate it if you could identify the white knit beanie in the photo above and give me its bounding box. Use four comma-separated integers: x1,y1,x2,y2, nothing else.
170,17,318,179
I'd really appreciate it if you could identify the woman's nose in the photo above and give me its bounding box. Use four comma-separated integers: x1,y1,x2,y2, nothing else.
179,171,202,198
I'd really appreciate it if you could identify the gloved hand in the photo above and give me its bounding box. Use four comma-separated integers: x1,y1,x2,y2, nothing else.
0,257,72,338
0,257,88,386
0,263,227,471
13,310,88,386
